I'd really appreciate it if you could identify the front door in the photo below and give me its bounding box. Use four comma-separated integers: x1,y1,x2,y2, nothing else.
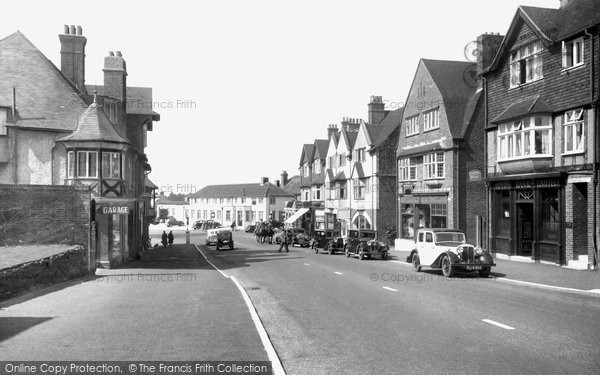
237,211,243,227
516,203,533,257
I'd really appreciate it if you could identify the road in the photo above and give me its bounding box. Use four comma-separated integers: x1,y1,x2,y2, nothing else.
194,229,600,375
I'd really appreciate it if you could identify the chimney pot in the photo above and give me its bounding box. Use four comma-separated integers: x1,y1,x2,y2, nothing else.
63,25,69,34
109,51,114,56
116,51,122,57
69,25,76,34
76,26,82,35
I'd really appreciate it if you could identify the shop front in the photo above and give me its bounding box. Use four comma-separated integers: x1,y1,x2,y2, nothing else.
399,195,448,239
489,177,564,264
94,199,137,268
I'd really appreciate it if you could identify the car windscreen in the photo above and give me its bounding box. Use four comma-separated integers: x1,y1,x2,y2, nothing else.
361,232,376,239
435,232,465,244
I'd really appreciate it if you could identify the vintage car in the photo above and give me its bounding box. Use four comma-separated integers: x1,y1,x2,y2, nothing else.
345,229,389,260
205,229,219,246
245,224,256,233
409,229,495,277
274,228,310,247
167,219,185,227
312,229,344,254
205,228,234,250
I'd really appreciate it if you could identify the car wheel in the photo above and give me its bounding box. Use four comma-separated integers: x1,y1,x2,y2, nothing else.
381,252,388,260
327,244,334,255
441,255,454,277
479,267,491,278
412,252,421,272
358,247,365,260
316,244,321,254
345,245,351,257
216,244,220,251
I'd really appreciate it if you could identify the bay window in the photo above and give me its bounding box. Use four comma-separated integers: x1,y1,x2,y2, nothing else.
76,151,98,178
510,42,543,88
563,109,585,154
498,116,552,160
424,152,444,179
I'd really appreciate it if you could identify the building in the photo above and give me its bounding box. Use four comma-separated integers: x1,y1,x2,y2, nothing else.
483,0,600,268
0,26,160,268
396,59,486,246
187,178,294,227
155,196,188,222
280,170,301,200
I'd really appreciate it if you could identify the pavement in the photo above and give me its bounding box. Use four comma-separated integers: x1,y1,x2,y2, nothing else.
389,247,600,294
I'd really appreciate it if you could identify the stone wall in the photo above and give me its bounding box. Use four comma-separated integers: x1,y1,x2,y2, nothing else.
0,245,89,301
0,184,90,246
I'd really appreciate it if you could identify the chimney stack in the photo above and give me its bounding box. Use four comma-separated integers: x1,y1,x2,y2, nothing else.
476,33,504,77
559,0,572,8
281,171,289,186
327,124,339,138
368,95,386,124
59,24,87,94
260,177,269,186
103,50,127,103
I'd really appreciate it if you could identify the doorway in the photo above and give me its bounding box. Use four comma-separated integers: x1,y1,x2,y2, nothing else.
516,203,534,256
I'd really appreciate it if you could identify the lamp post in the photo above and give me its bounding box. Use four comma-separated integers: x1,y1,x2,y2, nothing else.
185,214,190,245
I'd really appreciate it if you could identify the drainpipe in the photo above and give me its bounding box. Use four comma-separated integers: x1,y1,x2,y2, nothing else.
585,28,599,269
482,75,491,253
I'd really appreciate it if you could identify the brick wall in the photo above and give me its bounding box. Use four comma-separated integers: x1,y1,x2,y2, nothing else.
376,127,399,241
0,245,89,301
0,184,90,246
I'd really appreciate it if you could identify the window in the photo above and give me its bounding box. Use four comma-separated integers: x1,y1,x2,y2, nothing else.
353,214,371,229
541,189,559,241
259,211,263,221
337,181,346,199
313,160,321,174
353,148,366,162
425,233,433,243
328,155,337,168
102,152,121,179
327,182,335,199
225,211,231,221
398,158,417,181
203,210,207,219
67,151,75,178
104,100,118,123
423,152,444,179
142,124,148,147
405,115,419,136
510,42,543,87
353,179,367,199
76,151,98,178
338,153,347,167
258,198,263,204
498,116,552,160
241,198,245,204
303,163,310,177
430,204,447,228
496,191,511,237
217,211,222,220
0,108,7,135
423,109,440,131
563,37,584,69
311,186,321,200
270,197,276,204
563,109,585,154
304,190,309,201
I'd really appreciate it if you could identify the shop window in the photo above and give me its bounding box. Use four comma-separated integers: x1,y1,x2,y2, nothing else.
496,191,511,237
563,109,585,154
540,189,559,241
102,152,121,179
76,151,98,178
430,204,447,228
353,214,371,229
401,204,415,238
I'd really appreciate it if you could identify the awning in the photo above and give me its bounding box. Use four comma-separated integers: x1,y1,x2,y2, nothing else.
490,95,553,125
284,207,310,224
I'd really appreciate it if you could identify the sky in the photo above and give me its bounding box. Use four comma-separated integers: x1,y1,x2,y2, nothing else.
1,0,558,195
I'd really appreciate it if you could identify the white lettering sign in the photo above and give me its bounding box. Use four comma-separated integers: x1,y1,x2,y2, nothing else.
101,206,129,214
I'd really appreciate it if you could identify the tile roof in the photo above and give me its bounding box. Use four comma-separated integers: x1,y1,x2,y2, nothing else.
145,177,158,189
351,163,365,179
189,182,294,199
372,108,404,148
490,95,553,124
313,139,329,161
333,171,346,182
344,130,359,150
422,59,479,139
282,175,301,196
156,197,188,206
57,99,130,144
299,144,315,165
0,31,88,131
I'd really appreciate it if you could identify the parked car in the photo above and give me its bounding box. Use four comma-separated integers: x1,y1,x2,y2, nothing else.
215,228,234,250
205,229,219,246
409,229,495,277
245,224,256,233
312,229,344,255
167,220,185,227
192,220,205,230
345,229,389,260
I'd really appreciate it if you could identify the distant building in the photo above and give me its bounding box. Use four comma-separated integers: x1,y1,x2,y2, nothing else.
155,196,188,222
187,177,294,227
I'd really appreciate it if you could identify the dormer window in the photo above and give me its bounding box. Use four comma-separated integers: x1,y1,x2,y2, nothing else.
510,42,543,88
102,152,121,179
562,37,584,70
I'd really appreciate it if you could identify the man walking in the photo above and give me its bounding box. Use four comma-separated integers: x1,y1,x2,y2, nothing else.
278,228,289,252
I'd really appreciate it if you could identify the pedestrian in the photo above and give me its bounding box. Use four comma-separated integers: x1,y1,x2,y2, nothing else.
278,228,289,252
231,221,236,231
167,231,174,247
161,231,168,248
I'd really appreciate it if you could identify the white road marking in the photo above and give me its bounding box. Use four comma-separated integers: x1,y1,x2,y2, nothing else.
383,287,398,292
390,260,412,266
334,272,343,275
497,278,600,297
231,276,286,375
264,252,273,255
194,244,229,279
482,319,515,330
304,263,310,266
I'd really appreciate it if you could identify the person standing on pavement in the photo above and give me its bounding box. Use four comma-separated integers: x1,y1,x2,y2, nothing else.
161,231,168,248
278,228,289,252
167,231,174,247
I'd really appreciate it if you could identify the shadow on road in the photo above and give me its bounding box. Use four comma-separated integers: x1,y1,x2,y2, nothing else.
0,317,53,342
